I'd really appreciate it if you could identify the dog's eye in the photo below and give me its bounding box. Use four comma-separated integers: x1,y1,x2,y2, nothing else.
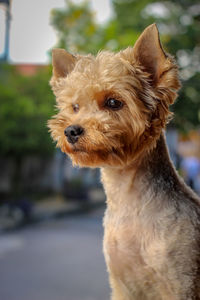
105,98,123,110
72,104,79,113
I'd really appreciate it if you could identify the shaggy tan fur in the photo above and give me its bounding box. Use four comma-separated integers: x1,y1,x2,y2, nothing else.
48,24,200,300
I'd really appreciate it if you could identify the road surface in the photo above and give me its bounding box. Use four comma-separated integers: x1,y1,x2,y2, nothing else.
0,210,110,300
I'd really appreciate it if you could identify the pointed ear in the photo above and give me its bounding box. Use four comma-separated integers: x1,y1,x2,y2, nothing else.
133,24,167,83
52,48,77,78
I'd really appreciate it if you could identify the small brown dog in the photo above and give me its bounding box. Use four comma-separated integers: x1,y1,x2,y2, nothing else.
48,24,200,300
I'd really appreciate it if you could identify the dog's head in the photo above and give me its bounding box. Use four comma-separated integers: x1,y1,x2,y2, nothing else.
48,24,180,167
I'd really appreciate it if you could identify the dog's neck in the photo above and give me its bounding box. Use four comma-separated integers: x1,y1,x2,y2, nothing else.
101,133,181,212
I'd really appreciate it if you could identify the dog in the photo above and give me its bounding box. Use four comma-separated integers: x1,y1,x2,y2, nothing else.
48,24,200,300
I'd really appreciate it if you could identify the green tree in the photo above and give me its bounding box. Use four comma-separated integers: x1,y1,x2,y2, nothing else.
0,64,55,193
0,64,54,157
50,0,104,54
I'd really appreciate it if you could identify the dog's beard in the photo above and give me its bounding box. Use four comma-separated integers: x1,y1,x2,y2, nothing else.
61,136,128,167
70,149,126,167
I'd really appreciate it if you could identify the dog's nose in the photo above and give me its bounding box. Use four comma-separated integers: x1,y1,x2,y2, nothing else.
64,125,84,144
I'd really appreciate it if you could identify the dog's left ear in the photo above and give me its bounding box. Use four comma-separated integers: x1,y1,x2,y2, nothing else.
121,24,179,90
121,24,180,130
133,24,166,84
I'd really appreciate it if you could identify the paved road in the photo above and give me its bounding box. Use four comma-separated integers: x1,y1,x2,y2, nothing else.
0,210,110,300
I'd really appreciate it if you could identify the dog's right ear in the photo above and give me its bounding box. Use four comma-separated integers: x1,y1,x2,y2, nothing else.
52,48,77,79
50,49,77,95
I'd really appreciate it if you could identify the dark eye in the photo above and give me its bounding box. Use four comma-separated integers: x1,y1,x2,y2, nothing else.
72,103,79,113
105,98,123,110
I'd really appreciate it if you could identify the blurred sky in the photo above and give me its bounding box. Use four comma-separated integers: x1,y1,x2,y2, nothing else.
0,0,112,64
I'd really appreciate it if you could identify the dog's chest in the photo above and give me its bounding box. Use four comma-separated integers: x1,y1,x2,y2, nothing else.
104,212,149,274
103,211,168,299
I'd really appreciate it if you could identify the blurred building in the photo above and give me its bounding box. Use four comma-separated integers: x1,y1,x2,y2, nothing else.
15,64,47,76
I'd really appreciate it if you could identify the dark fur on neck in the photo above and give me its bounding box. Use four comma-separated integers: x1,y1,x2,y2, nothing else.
140,133,200,208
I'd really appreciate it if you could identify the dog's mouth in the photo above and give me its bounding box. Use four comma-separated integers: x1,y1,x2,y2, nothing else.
65,144,84,154
69,143,121,158
72,147,87,153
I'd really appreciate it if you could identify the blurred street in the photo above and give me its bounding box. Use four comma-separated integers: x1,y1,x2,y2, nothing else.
0,208,110,300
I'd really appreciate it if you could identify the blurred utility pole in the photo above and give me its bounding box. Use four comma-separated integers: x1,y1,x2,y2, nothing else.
0,0,11,62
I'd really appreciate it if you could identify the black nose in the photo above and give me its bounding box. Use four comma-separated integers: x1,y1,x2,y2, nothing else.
64,125,84,144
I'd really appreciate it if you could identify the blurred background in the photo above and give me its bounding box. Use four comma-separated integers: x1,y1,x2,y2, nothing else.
0,0,200,299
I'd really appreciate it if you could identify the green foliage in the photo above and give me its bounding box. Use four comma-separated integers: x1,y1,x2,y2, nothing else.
51,0,200,131
0,64,55,158
50,0,104,54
